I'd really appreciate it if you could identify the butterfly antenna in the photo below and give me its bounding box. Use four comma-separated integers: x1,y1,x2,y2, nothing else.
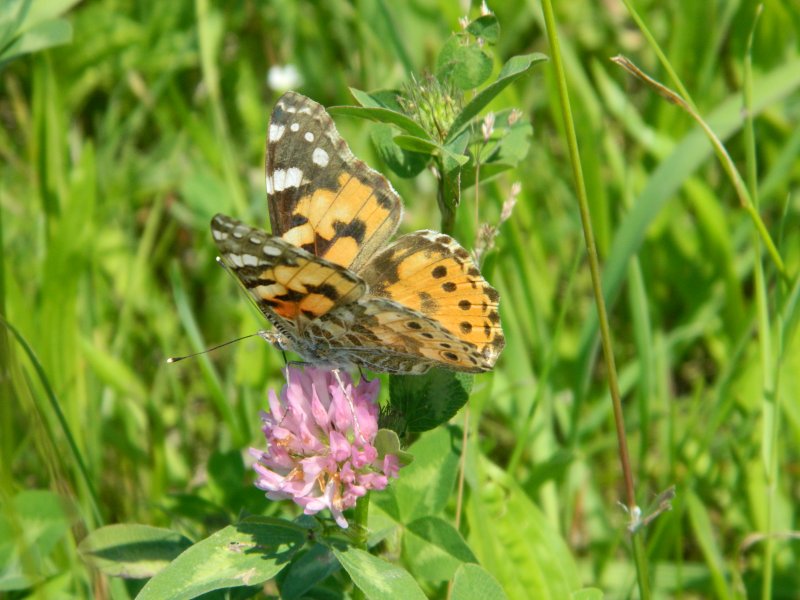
166,332,265,364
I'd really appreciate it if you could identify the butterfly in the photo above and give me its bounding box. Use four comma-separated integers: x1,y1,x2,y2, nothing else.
211,92,504,374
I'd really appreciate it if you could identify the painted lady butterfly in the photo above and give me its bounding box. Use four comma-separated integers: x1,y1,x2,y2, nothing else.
211,92,504,374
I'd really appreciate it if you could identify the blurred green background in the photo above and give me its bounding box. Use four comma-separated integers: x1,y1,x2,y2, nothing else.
2,0,799,597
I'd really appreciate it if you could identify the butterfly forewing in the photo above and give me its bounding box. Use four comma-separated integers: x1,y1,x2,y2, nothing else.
267,92,402,272
211,214,366,328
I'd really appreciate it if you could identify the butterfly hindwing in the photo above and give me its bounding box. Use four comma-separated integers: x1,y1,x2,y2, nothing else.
306,297,496,374
266,92,402,272
358,230,505,366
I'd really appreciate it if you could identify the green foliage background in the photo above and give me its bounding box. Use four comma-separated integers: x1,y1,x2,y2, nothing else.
2,0,799,597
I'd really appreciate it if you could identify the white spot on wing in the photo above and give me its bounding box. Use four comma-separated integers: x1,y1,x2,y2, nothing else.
228,253,244,267
273,169,285,191
290,123,300,132
213,230,228,241
273,167,303,191
266,175,274,194
312,147,329,167
263,245,282,257
269,124,285,142
304,132,314,142
242,254,258,267
232,226,247,239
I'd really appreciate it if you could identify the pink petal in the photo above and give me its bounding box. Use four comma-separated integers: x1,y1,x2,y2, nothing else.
383,455,400,478
310,386,331,430
329,430,351,462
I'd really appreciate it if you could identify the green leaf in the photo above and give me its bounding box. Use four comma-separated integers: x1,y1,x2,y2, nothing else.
0,0,79,59
391,134,439,155
80,337,148,402
389,369,472,433
161,493,228,525
349,87,404,112
460,109,533,187
78,524,192,579
4,0,80,31
373,429,414,466
686,490,732,598
392,135,469,166
489,110,533,163
446,53,547,142
443,125,471,156
571,588,605,600
277,544,340,600
372,427,460,523
466,15,500,44
327,105,430,140
451,564,508,600
370,123,429,178
0,490,71,591
403,516,476,581
333,547,426,600
206,449,258,510
137,517,306,600
0,18,72,64
436,35,493,90
466,461,581,599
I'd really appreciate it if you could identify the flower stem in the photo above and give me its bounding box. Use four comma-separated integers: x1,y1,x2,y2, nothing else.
539,1,650,597
354,491,370,548
352,492,370,600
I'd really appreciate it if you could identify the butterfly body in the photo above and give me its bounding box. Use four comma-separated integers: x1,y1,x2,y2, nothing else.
212,92,504,374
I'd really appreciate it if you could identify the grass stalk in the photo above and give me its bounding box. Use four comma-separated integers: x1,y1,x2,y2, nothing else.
611,56,786,278
507,244,581,475
2,316,103,526
741,7,779,599
539,1,649,596
617,0,695,110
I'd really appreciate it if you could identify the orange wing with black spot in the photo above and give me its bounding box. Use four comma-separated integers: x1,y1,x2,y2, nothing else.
266,92,402,272
357,230,505,370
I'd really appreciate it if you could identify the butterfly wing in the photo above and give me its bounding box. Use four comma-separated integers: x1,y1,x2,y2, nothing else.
211,214,367,337
357,230,505,369
213,92,505,374
266,92,402,272
305,297,497,374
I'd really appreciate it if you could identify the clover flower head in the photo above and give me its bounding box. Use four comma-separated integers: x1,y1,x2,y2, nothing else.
251,366,400,528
